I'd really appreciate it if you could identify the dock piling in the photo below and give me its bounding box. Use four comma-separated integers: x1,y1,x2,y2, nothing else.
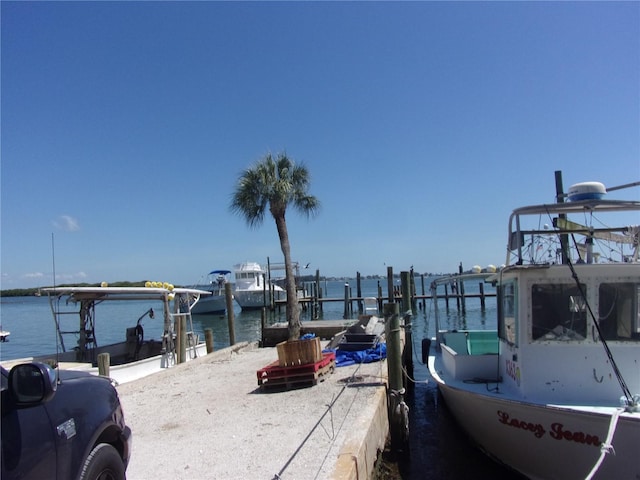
205,328,214,354
226,283,236,345
98,352,110,377
384,302,409,453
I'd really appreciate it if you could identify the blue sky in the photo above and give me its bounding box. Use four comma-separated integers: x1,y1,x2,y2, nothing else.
2,1,639,289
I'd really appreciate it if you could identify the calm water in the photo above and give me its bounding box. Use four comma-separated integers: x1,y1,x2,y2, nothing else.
0,278,522,479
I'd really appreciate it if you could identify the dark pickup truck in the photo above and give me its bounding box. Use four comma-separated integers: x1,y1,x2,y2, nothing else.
1,362,132,480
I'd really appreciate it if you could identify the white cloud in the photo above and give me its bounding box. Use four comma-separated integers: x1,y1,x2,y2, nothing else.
53,215,80,232
24,272,46,279
56,271,88,282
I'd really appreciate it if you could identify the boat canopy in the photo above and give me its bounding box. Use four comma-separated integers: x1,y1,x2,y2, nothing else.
42,286,211,302
208,270,231,275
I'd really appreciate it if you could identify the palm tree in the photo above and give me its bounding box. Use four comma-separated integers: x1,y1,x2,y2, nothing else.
230,152,319,340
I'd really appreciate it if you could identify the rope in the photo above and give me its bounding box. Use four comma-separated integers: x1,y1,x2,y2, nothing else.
584,408,623,480
271,363,364,480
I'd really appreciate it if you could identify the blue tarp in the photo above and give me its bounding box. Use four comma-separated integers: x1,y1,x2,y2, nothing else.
326,343,387,367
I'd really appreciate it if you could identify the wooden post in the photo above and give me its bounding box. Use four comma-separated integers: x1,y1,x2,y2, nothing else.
385,303,403,391
384,302,408,453
174,315,181,363
356,272,363,314
479,282,486,310
316,269,322,314
444,283,450,310
387,266,394,303
205,328,214,354
97,353,110,377
377,281,383,312
400,271,411,315
400,271,414,393
225,282,236,345
178,315,186,364
410,267,417,313
420,274,426,311
261,308,266,344
343,282,350,319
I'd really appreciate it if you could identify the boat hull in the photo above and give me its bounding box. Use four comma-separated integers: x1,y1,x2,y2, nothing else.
234,289,285,310
191,295,226,315
430,356,640,480
5,341,212,385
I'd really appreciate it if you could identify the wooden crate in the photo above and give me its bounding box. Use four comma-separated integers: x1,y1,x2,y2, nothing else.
257,352,336,391
276,337,322,367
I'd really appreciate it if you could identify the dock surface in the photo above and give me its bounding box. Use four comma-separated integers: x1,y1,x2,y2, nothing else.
117,341,389,480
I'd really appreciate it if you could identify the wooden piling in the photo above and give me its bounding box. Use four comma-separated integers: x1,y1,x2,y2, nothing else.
386,266,394,304
410,267,417,313
226,282,236,345
343,282,350,319
177,315,186,364
400,272,414,392
205,328,214,354
384,302,408,453
356,272,363,314
316,269,323,314
97,352,110,377
400,271,411,314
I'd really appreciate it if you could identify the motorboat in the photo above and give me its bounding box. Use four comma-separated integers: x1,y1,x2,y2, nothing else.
233,262,285,310
427,179,640,479
191,269,231,315
7,285,212,384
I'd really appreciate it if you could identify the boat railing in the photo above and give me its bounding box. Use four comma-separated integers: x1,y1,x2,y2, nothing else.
506,199,640,266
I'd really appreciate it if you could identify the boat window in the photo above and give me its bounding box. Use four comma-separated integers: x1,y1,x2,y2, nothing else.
531,283,587,341
498,281,518,346
598,283,639,341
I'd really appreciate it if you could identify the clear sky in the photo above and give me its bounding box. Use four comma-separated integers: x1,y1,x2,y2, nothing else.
2,1,639,289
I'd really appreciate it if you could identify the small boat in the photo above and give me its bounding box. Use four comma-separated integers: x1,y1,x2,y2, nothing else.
4,285,212,384
0,329,9,342
190,269,231,315
427,179,640,479
233,262,285,310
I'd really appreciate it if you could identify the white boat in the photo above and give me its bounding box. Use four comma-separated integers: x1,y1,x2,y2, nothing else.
427,180,640,480
3,285,212,384
190,269,231,315
233,262,285,310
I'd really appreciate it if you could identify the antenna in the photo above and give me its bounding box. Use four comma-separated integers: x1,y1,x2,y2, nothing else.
606,181,640,192
51,233,56,289
51,233,62,382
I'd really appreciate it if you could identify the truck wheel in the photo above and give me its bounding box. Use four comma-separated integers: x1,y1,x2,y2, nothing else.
79,443,125,480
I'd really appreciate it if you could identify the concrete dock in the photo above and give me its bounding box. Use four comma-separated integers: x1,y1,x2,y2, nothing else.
116,340,390,480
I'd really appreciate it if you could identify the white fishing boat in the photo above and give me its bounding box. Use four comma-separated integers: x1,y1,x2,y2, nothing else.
190,269,231,315
3,285,211,384
233,262,285,310
427,179,640,480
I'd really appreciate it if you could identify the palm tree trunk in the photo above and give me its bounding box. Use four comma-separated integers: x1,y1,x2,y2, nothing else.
274,215,301,340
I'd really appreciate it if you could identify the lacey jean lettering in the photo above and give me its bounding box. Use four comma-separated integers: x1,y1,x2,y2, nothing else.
496,411,602,447
497,411,546,438
550,423,601,446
